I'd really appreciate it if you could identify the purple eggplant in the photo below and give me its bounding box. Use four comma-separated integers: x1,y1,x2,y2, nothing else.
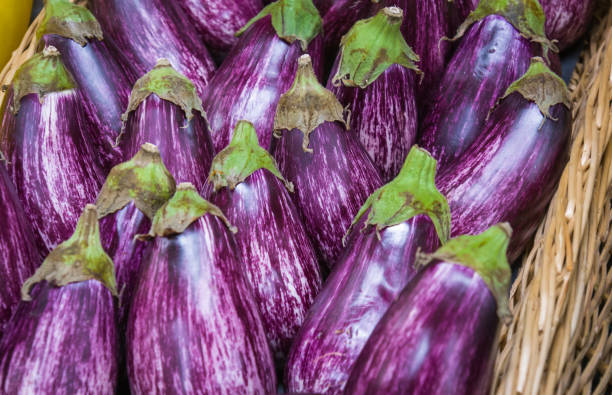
540,0,596,51
329,7,420,182
0,204,118,394
201,0,323,152
0,163,41,337
127,183,276,393
208,120,322,362
286,147,450,394
344,224,513,395
438,58,571,262
88,0,215,97
273,54,382,266
119,60,214,193
0,47,106,253
419,1,554,170
37,0,136,170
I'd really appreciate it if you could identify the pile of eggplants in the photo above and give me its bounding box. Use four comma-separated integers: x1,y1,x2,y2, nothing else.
0,0,580,392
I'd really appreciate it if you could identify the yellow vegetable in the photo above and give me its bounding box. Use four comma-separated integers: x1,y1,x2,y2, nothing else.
0,0,34,69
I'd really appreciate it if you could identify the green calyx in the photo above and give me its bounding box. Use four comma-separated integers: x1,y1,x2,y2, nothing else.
500,56,571,119
236,0,322,51
332,7,421,88
345,146,450,244
146,183,236,238
448,0,556,59
21,204,117,301
209,120,293,192
96,143,177,220
418,223,513,324
273,54,346,152
10,45,75,114
37,0,103,46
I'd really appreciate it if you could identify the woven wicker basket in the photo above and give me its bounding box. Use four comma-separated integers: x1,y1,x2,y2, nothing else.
1,3,610,394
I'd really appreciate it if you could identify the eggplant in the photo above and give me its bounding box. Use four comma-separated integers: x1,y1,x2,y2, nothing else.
344,224,513,395
0,163,41,337
0,46,106,253
329,7,420,182
127,183,276,393
286,147,450,394
540,0,596,51
419,0,554,170
37,0,136,170
209,120,322,362
119,60,214,193
201,0,323,152
273,54,382,266
88,0,215,97
438,58,571,262
0,205,118,394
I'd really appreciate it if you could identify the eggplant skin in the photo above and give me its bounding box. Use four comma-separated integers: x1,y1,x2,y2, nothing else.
0,280,117,394
0,164,41,336
438,97,571,262
540,0,596,51
211,170,322,361
419,15,540,170
286,216,438,394
344,262,498,395
127,216,276,394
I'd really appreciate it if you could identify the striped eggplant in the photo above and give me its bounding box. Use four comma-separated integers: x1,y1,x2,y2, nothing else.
0,204,118,394
541,0,596,51
119,60,214,193
273,54,382,266
286,147,450,395
88,0,215,97
344,224,513,395
0,47,106,253
38,0,136,170
209,120,322,362
201,0,324,152
0,163,41,337
438,58,571,262
171,0,263,56
329,7,420,182
127,183,276,394
419,0,555,170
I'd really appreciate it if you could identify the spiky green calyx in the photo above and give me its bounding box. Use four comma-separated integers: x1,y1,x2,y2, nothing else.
332,7,421,88
500,56,571,119
209,120,293,192
236,0,322,51
21,204,117,301
345,146,450,244
273,54,346,152
37,0,103,46
10,46,75,114
96,143,176,220
417,223,513,323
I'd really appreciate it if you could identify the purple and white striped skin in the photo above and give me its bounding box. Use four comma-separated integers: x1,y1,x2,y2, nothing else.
0,205,118,395
0,48,106,254
438,58,571,262
88,0,215,98
127,183,276,394
208,120,322,362
344,224,513,395
119,60,214,193
202,0,324,152
540,0,596,51
0,164,41,337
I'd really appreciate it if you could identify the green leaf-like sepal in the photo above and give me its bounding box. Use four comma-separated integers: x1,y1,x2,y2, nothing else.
96,143,177,220
10,46,75,114
345,146,451,244
499,56,570,119
332,7,421,88
236,0,322,51
37,0,103,46
210,120,293,192
21,204,117,301
417,223,513,324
